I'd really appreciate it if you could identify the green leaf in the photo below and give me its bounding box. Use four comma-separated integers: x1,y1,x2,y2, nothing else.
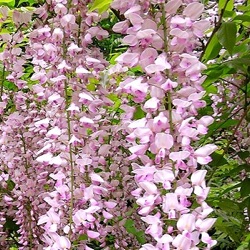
124,219,137,234
129,66,143,76
0,0,15,7
226,164,250,177
3,216,19,232
240,178,250,198
220,182,241,195
78,234,88,241
3,80,17,90
215,119,239,129
217,22,237,55
133,106,145,120
225,57,250,73
43,184,50,191
233,14,250,22
223,10,236,18
135,231,146,244
202,35,222,62
218,199,240,212
109,53,122,65
7,179,15,191
87,78,99,91
210,151,228,167
203,118,238,142
238,151,250,160
89,0,113,14
226,226,241,243
16,0,37,6
107,93,119,102
124,219,146,244
94,168,102,173
202,80,218,94
218,0,234,12
112,99,121,110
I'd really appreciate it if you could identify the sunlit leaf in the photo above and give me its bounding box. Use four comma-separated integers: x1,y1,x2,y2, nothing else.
89,0,113,14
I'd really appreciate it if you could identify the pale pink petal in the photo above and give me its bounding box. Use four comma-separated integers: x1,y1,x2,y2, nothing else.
103,210,113,219
116,52,139,67
155,53,171,69
196,218,216,232
144,97,160,111
194,144,217,157
90,173,104,183
173,99,191,108
76,65,90,74
112,20,129,33
191,170,207,186
87,230,100,239
154,169,175,183
60,14,75,26
177,214,196,232
169,151,190,161
80,116,94,124
183,2,204,20
196,156,212,165
140,243,158,250
170,28,189,39
145,64,167,74
155,133,173,149
123,35,138,46
139,181,158,195
57,236,71,249
198,116,214,126
37,215,48,225
104,201,117,209
172,234,191,250
201,232,217,247
129,144,148,155
165,0,182,14
36,152,53,163
127,13,143,26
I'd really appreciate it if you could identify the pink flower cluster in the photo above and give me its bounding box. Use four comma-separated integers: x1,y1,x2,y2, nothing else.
109,0,217,249
0,0,217,249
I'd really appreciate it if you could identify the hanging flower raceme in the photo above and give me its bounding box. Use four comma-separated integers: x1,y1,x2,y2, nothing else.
109,0,217,249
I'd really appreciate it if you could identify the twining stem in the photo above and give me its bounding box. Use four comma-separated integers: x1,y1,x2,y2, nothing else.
161,4,168,55
167,92,174,134
77,15,82,47
161,3,174,135
0,66,5,101
65,98,75,238
63,1,75,235
20,132,33,250
62,31,74,238
243,75,249,111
